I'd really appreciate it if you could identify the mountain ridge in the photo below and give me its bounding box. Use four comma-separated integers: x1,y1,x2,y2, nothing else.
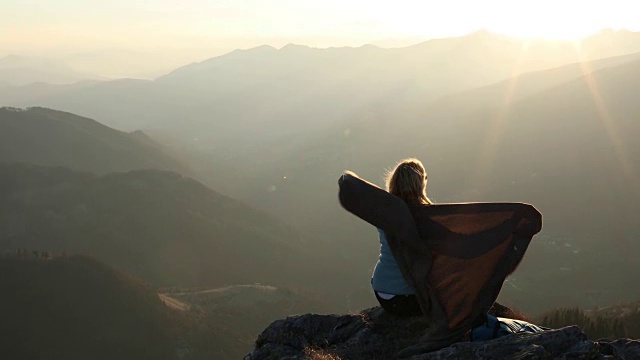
12,30,640,135
0,163,354,291
0,55,100,86
0,107,189,175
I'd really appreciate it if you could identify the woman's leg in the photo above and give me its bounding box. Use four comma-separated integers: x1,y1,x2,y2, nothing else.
374,291,422,317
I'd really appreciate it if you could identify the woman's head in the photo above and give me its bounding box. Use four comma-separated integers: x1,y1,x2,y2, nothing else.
385,158,432,204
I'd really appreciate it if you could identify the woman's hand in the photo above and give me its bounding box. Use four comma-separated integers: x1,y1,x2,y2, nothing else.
338,171,359,187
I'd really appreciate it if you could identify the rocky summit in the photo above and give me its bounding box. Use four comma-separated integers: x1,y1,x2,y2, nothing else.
246,307,640,360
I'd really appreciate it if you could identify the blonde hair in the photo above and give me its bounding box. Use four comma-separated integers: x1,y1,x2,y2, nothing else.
385,158,432,204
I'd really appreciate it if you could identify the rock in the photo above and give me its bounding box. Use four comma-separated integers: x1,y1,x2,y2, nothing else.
246,307,640,360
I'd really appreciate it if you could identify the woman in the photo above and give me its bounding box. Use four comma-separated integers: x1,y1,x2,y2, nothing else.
339,159,546,351
372,158,432,317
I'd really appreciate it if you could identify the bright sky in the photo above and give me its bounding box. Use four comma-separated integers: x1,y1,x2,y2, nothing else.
3,0,639,48
2,0,638,76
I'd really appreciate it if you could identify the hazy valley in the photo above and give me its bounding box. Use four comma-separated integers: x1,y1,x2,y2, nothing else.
1,29,640,358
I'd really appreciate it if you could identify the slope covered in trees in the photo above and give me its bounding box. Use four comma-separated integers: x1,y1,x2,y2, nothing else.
0,253,296,360
0,107,188,175
0,163,345,290
536,300,640,340
0,254,177,360
160,285,335,358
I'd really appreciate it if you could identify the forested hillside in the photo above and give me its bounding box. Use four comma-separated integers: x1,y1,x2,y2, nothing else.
0,163,348,290
0,255,177,360
0,107,187,175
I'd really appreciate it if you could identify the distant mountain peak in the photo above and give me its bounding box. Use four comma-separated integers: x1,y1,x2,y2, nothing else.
0,106,25,112
1,54,26,61
204,44,278,61
0,54,69,68
589,28,638,39
468,29,494,37
236,44,278,54
280,43,310,51
594,28,632,35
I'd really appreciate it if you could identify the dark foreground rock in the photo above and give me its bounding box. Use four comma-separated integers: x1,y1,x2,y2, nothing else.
246,307,640,360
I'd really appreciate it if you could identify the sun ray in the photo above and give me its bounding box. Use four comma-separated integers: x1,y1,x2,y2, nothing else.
470,40,531,198
572,42,638,185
